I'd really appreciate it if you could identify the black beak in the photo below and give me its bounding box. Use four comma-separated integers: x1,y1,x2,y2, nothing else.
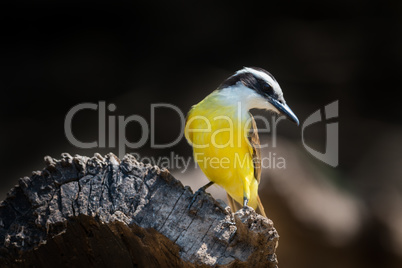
269,98,299,125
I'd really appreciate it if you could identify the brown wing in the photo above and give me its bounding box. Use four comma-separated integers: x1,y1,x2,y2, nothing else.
226,114,267,217
248,114,266,217
248,113,261,184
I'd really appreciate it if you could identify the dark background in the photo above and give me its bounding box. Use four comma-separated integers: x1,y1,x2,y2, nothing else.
1,2,402,267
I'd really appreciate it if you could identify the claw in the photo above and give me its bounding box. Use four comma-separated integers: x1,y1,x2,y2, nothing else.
188,187,204,209
188,181,214,209
243,196,249,207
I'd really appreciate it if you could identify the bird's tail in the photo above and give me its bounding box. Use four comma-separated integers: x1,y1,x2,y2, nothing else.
256,195,267,217
226,194,267,217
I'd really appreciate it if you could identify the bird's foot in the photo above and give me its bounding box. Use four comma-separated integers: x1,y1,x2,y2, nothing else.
188,181,214,209
243,196,249,207
188,188,205,209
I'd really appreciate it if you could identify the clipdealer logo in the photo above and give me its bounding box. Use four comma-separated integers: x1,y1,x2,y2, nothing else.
301,101,339,167
64,100,339,168
64,102,186,156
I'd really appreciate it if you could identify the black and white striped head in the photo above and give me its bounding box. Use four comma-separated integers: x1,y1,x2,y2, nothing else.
218,67,299,125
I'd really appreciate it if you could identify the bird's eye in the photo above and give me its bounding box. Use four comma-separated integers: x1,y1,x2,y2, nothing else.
262,83,274,97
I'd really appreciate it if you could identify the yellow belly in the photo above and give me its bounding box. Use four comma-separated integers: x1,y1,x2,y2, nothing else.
185,105,259,209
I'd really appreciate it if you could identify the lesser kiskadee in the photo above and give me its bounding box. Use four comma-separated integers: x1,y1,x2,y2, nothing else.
185,67,299,217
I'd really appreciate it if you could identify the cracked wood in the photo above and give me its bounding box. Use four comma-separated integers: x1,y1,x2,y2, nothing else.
0,153,279,267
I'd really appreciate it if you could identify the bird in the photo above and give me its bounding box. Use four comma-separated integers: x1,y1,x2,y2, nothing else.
184,67,299,217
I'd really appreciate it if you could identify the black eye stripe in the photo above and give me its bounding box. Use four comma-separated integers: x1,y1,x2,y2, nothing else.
218,69,279,100
219,75,238,88
219,73,255,89
255,77,274,97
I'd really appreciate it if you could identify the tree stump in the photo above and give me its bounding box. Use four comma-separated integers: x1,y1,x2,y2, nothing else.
0,153,279,267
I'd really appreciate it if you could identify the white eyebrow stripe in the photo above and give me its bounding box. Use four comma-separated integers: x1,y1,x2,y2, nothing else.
236,67,276,86
235,67,283,97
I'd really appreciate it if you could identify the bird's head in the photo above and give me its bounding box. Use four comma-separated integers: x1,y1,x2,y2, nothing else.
218,67,299,125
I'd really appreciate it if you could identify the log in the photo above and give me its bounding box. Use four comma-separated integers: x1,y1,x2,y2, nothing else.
0,153,279,267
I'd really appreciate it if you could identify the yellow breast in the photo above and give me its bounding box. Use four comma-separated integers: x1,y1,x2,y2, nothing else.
185,93,259,209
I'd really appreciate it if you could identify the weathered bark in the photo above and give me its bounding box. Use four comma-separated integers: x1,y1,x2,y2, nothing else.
0,153,279,267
